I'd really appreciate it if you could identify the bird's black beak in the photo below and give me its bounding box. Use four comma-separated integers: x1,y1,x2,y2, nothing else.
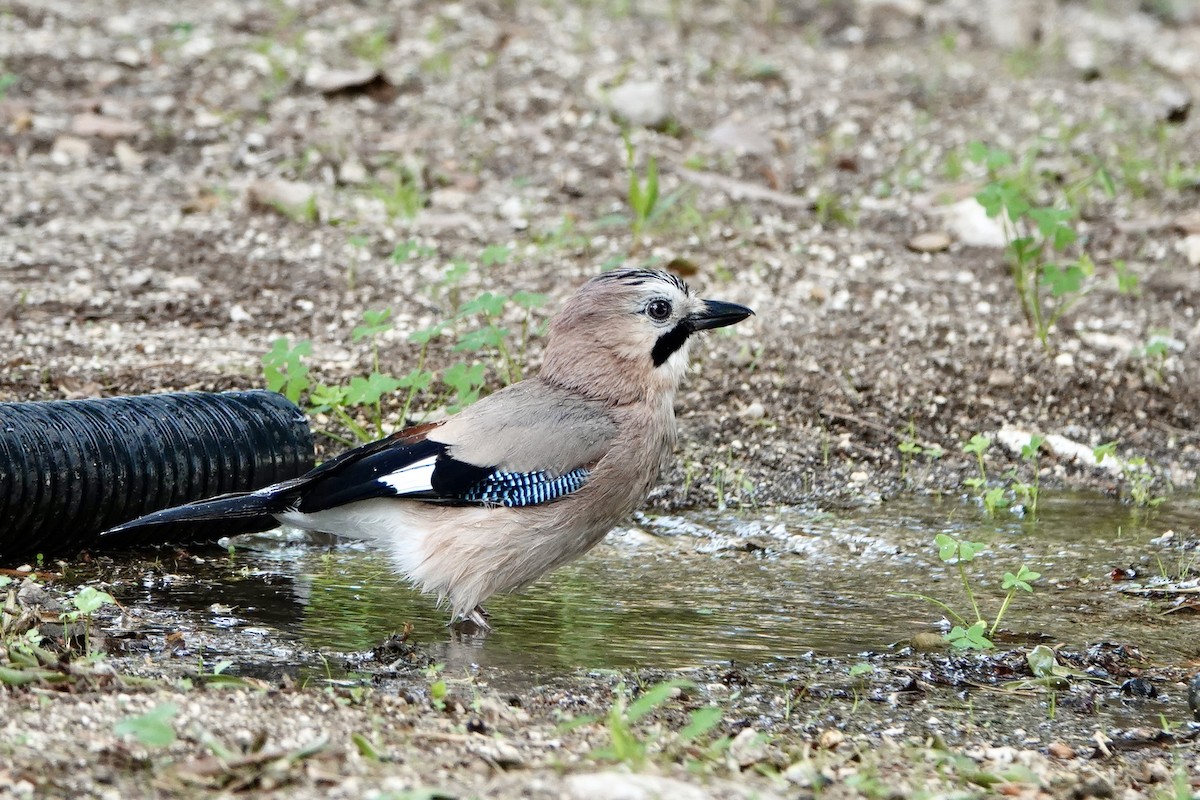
691,299,754,331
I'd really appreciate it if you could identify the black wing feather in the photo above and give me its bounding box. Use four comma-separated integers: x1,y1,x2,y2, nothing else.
294,438,447,513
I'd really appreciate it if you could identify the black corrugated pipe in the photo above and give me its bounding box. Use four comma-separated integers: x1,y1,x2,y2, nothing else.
0,390,314,563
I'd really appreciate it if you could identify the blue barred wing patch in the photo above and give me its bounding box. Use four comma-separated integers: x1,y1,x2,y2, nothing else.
460,467,589,507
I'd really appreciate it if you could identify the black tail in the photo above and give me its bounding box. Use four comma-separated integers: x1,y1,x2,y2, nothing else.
103,491,290,537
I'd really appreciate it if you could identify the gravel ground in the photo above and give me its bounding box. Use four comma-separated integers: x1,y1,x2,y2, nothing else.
2,0,1200,796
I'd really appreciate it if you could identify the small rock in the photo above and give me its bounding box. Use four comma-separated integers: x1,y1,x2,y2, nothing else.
113,46,143,67
164,275,203,293
229,304,253,324
70,112,143,138
565,772,709,800
987,368,1015,388
740,401,766,420
850,471,868,483
338,158,369,185
784,761,825,788
817,728,845,750
857,0,925,42
939,199,1007,248
246,179,318,218
50,135,92,165
1066,39,1100,79
906,231,951,253
1072,775,1114,799
1120,677,1157,698
1174,209,1200,234
608,80,669,128
707,119,774,157
1054,352,1074,368
1179,234,1200,266
981,0,1040,48
911,632,946,651
113,140,144,171
467,738,523,767
1047,742,1075,759
728,727,767,767
1155,86,1192,124
16,580,54,610
304,65,382,94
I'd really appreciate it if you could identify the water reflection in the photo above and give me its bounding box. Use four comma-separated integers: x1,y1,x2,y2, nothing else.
130,493,1200,675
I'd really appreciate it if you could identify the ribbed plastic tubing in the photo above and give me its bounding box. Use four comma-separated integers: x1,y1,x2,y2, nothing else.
0,390,314,561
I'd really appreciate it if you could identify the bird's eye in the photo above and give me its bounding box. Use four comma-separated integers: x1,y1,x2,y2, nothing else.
645,299,672,322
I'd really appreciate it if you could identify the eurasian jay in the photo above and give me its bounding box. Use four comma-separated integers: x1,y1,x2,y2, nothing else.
106,269,753,628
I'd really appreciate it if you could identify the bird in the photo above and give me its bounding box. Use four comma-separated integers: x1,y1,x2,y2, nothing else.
105,269,753,629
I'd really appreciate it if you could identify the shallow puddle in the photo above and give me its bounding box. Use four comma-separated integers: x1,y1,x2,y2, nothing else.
112,492,1200,679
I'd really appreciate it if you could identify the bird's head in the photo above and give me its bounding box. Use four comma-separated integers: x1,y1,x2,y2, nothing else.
540,269,753,403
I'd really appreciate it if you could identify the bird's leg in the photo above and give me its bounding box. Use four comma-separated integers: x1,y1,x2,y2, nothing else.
450,604,492,635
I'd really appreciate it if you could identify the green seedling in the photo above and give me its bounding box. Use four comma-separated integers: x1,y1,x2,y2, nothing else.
60,586,115,655
593,681,673,766
262,338,312,404
1093,442,1165,508
263,246,552,442
425,663,448,711
897,534,1041,650
0,73,17,100
626,136,660,244
967,141,1117,350
370,168,425,220
1006,434,1045,520
114,702,178,747
390,239,437,262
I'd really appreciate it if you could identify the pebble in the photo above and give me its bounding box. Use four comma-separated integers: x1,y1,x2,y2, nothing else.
1179,234,1200,266
50,135,91,165
1155,85,1192,124
857,0,925,42
981,0,1040,49
1174,209,1200,234
939,199,1007,248
740,400,766,420
304,65,380,94
911,632,946,651
113,140,144,171
338,158,369,185
987,369,1015,388
565,773,709,800
906,231,951,253
1072,775,1114,799
246,179,318,216
706,119,774,157
70,112,143,138
817,728,845,750
1047,742,1075,759
608,80,669,128
729,727,767,767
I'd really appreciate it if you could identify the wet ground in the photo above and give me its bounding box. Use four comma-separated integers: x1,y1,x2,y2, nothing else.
99,495,1200,679
4,0,1200,795
2,494,1191,799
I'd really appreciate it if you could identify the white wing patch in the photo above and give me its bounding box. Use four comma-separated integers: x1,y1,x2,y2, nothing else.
378,454,438,496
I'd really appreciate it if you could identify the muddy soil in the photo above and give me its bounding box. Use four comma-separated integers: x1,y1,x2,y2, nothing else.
3,0,1200,797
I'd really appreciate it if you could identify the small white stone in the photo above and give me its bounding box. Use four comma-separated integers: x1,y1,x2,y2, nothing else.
1179,234,1200,266
608,81,669,128
740,401,766,420
939,199,1007,248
